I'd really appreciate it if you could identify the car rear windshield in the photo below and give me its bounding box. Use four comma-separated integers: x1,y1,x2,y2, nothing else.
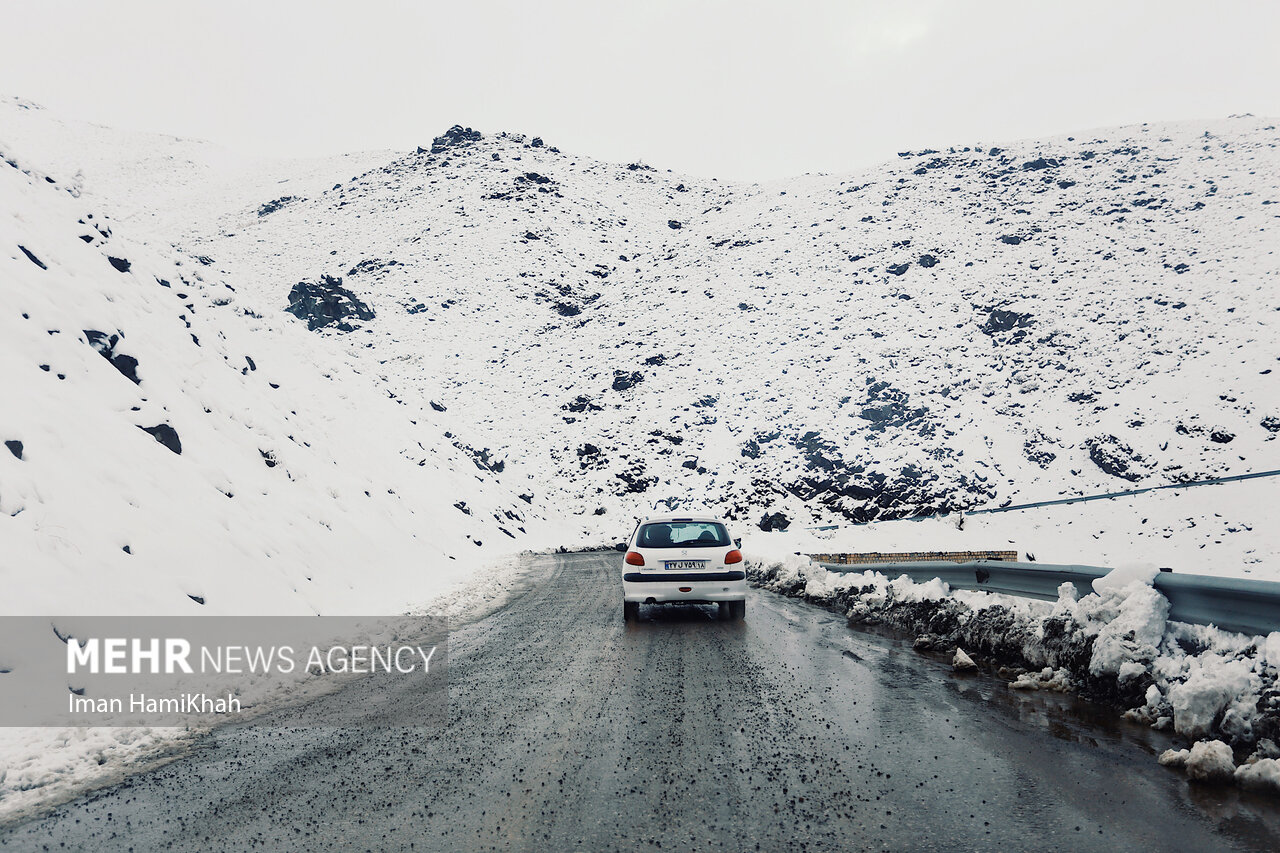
636,522,730,549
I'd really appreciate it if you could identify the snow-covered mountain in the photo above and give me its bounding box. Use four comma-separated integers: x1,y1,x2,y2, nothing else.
4,97,1278,563
181,118,1280,526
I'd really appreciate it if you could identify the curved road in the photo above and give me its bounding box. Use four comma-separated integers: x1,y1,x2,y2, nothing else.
3,552,1278,851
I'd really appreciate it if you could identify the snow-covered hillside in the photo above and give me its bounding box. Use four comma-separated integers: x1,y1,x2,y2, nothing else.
0,138,551,618
200,122,1279,515
0,96,392,240
193,119,1278,542
4,98,1278,576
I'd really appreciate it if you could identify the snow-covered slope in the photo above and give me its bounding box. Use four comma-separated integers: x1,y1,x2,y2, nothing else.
0,141,549,618
4,99,1278,576
181,120,1279,536
0,96,391,239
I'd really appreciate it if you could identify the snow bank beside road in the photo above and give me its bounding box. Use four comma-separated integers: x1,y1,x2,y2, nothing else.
747,553,1280,795
0,549,563,826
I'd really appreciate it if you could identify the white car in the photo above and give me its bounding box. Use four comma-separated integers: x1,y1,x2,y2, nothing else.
620,515,746,621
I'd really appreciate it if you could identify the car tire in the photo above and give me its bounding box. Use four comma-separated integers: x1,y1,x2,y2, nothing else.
624,601,639,622
729,600,746,620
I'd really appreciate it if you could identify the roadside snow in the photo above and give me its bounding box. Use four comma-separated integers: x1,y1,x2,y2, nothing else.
0,549,561,826
748,553,1280,796
1237,758,1280,794
1071,564,1168,678
1184,740,1237,783
1009,667,1073,692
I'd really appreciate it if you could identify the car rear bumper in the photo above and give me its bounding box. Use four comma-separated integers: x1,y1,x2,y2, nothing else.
622,572,747,603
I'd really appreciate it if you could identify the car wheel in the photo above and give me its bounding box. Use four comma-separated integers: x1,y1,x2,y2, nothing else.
729,600,746,620
624,601,639,622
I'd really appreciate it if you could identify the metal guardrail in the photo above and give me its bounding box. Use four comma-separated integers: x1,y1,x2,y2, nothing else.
810,550,1018,565
814,559,1280,637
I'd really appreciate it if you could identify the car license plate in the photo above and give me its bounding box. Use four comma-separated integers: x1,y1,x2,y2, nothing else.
665,560,707,570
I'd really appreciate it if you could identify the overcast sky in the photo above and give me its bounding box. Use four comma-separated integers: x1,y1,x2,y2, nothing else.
2,1,1278,181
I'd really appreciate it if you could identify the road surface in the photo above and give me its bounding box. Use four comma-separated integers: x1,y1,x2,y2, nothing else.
3,551,1278,851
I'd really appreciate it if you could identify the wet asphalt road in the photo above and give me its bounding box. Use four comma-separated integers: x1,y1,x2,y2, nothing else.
3,551,1279,852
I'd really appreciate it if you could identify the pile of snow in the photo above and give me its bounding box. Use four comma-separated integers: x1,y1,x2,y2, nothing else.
1236,757,1280,793
747,553,1280,794
1159,739,1280,792
1159,739,1237,783
1008,667,1073,692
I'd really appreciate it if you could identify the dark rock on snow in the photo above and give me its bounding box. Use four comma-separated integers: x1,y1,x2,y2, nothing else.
346,258,399,277
139,424,182,455
612,370,643,391
563,395,602,413
1085,435,1146,482
257,196,299,217
18,245,46,269
981,308,1035,338
758,511,791,532
430,125,482,154
84,330,141,384
285,275,375,331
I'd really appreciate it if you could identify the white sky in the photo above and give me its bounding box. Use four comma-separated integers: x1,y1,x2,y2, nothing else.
2,0,1278,181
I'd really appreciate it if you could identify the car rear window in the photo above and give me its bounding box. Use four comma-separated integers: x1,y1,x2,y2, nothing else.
636,522,730,549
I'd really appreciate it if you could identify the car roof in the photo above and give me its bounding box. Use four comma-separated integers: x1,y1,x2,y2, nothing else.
638,515,727,524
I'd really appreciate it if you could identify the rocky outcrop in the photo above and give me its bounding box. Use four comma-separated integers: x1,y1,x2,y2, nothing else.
285,275,374,332
429,125,482,154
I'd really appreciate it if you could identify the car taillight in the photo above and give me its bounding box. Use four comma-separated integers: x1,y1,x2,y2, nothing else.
625,551,645,566
724,549,743,564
